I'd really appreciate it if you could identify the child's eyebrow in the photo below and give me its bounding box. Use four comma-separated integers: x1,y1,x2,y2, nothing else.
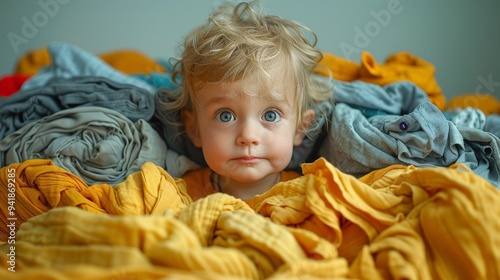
202,91,289,107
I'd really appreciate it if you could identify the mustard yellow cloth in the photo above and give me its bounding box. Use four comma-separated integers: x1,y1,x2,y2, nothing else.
315,51,446,110
1,157,499,279
0,159,191,240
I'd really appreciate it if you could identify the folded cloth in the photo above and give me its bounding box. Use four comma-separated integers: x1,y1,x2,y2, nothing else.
0,106,168,186
319,102,463,177
327,78,430,116
0,76,155,139
0,158,191,241
319,100,500,188
20,42,155,94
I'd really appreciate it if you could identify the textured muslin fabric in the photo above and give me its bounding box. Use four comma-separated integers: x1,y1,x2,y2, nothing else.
345,162,500,280
0,194,347,279
0,158,191,241
256,157,500,279
0,157,499,279
0,106,168,185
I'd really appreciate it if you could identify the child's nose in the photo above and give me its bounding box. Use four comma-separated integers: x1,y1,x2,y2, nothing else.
236,120,260,146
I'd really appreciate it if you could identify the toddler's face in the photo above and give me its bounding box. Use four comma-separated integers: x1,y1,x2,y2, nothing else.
187,73,303,184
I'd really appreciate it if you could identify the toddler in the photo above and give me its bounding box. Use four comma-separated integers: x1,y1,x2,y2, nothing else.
157,1,333,201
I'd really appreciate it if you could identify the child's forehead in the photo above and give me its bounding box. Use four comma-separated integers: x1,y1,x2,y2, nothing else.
196,64,295,94
195,78,292,102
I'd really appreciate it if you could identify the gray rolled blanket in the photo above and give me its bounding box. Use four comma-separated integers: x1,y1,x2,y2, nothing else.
0,106,167,185
0,76,155,140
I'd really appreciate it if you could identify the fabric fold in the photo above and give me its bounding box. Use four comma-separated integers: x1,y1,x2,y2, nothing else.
0,157,499,279
20,42,155,93
0,157,190,241
0,106,167,185
0,76,155,139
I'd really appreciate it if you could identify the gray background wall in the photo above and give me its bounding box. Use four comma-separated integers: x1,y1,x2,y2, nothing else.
1,0,499,102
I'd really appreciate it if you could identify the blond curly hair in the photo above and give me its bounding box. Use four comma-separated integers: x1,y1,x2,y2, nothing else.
158,1,332,132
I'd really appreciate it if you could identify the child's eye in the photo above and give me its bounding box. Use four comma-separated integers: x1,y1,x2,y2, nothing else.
263,110,281,122
216,110,235,122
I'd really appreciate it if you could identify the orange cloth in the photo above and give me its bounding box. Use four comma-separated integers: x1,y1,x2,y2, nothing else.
446,93,500,115
315,52,360,81
0,159,191,241
98,49,167,75
14,46,166,76
315,51,446,110
14,47,51,76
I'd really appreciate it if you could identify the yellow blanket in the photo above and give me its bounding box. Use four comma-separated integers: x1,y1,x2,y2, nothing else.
0,159,191,239
0,158,499,279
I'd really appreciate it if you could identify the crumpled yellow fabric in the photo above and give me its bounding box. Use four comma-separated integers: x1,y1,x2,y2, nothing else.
255,158,500,279
315,51,446,110
0,157,499,279
0,193,347,279
0,159,191,241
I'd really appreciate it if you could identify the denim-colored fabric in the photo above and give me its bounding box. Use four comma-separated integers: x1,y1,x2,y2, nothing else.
318,102,459,177
328,78,430,115
21,42,155,94
0,76,155,140
484,114,500,139
445,107,486,130
319,101,500,188
457,126,500,187
0,107,167,185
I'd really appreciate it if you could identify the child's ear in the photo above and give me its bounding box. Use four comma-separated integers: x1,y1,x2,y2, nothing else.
181,109,202,148
293,109,315,146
